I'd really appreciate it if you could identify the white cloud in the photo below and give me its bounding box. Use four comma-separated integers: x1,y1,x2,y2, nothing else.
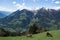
54,1,60,4
13,1,40,10
15,4,24,9
12,1,31,10
12,1,16,5
13,3,26,10
0,6,15,12
22,3,25,6
31,6,40,10
46,6,60,10
53,6,60,9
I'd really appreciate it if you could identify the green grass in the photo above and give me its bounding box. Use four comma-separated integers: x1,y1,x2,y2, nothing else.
0,30,60,40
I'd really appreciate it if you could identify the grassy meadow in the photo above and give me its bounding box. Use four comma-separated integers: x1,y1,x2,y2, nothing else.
0,30,60,40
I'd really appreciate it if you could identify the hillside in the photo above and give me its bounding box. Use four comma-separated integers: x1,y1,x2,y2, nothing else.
0,30,60,40
0,9,34,33
0,8,60,33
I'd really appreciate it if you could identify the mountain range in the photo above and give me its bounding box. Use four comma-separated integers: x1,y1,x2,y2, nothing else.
0,8,60,33
0,11,10,18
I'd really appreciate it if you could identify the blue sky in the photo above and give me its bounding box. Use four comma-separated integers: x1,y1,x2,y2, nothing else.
0,0,60,12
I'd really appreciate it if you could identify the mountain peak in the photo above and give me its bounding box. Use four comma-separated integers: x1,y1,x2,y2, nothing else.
21,9,29,11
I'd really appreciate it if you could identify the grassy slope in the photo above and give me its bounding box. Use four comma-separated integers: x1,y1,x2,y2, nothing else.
0,30,60,40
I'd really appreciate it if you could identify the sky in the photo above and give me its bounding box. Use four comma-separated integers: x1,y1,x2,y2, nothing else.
0,0,60,12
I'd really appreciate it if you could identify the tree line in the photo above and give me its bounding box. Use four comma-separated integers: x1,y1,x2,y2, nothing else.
0,24,47,37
